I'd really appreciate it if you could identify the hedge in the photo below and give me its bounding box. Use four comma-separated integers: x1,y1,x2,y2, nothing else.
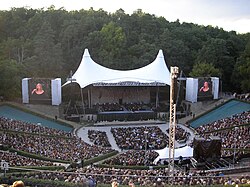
82,150,118,167
96,163,168,170
0,128,74,140
7,147,71,164
5,165,65,173
1,147,120,168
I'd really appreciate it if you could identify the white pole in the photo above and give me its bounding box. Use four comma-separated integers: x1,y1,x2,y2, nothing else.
144,130,148,166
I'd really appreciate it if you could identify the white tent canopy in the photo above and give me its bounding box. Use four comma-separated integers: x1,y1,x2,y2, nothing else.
64,49,171,88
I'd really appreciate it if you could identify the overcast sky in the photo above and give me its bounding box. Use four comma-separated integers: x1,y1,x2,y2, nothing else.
1,0,250,34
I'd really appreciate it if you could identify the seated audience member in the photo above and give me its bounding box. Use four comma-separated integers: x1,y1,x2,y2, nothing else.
111,178,119,187
11,181,24,187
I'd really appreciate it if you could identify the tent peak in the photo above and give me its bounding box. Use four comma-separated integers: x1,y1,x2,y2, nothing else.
83,48,90,57
157,49,164,58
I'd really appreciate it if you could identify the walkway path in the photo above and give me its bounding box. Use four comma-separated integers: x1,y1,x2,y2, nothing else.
76,121,195,154
77,125,121,151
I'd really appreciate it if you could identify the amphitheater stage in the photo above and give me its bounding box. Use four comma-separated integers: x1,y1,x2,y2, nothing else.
97,110,157,122
94,119,165,126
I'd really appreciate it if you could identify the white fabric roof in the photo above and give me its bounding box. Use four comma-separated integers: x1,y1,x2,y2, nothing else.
64,49,171,88
154,146,193,164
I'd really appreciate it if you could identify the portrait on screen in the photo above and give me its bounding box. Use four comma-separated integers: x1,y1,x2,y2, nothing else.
29,79,51,104
198,78,213,101
31,83,45,95
199,81,210,92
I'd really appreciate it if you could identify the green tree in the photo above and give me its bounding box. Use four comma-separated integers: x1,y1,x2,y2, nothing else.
0,59,25,99
158,29,192,73
0,7,36,39
195,38,235,91
0,6,248,94
98,22,126,68
26,21,64,77
59,8,110,74
189,62,221,77
0,37,32,63
231,39,250,92
237,59,250,92
127,40,156,69
60,19,86,74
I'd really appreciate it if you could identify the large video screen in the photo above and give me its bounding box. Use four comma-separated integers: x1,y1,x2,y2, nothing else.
197,78,213,101
29,79,51,104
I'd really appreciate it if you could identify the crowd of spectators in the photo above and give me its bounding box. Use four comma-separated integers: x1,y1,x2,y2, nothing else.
1,104,250,186
111,126,168,150
209,125,249,157
93,102,169,113
123,102,151,112
88,130,111,147
0,117,73,137
103,150,159,166
233,92,250,101
195,111,250,157
0,116,114,162
0,151,54,167
5,167,250,186
93,103,124,112
166,125,190,143
195,111,250,133
153,103,169,113
0,131,113,161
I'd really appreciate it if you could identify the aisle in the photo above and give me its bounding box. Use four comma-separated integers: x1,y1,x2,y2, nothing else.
77,126,121,151
76,123,195,155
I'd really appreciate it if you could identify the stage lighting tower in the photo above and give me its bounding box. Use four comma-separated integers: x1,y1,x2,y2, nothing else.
168,66,179,182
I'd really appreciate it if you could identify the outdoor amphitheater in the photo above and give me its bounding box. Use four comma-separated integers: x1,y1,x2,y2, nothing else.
0,50,250,187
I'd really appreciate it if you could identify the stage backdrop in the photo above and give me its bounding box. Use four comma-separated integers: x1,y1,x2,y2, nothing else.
22,78,61,106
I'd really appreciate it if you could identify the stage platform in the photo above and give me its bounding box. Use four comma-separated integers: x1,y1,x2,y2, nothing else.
97,110,157,122
94,119,166,126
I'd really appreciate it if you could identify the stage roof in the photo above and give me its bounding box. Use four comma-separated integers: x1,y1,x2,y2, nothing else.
64,49,171,88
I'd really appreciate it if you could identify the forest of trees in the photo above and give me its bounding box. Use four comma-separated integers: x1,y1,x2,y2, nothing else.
0,6,249,99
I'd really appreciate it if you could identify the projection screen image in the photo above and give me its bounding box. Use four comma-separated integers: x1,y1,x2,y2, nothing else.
198,78,213,101
29,79,51,104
